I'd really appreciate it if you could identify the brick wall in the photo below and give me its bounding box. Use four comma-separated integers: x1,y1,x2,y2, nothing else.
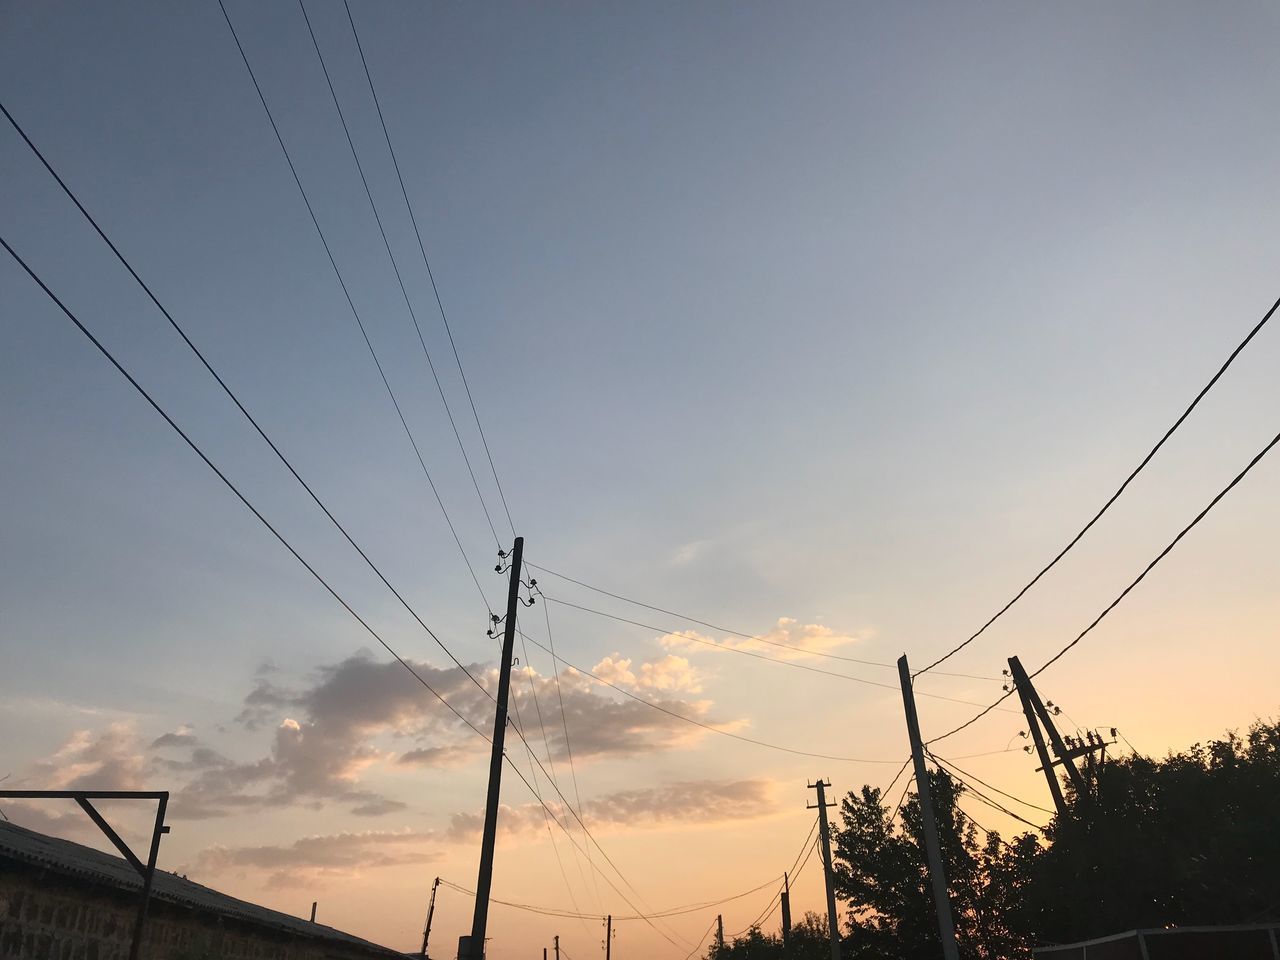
0,865,399,960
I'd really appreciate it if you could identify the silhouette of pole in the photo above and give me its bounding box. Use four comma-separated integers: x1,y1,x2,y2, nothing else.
605,914,612,960
421,877,439,957
1008,655,1086,796
460,537,524,960
1007,657,1068,815
898,655,960,960
554,935,559,960
808,780,842,960
716,915,724,953
780,871,792,949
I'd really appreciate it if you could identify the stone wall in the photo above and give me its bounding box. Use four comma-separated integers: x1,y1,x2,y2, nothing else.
0,864,399,960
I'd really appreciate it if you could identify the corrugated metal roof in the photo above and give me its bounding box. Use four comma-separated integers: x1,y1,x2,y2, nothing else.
0,820,409,958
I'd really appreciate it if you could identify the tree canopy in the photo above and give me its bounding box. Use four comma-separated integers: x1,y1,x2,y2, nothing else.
706,717,1280,959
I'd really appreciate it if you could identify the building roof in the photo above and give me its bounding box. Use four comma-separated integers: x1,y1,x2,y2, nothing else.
0,820,409,958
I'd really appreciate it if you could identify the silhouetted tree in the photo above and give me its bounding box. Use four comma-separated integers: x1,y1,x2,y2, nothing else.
826,717,1280,958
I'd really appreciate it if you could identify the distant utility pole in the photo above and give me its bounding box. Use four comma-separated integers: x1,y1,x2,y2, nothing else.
780,871,792,949
716,915,724,953
459,537,525,960
421,877,439,957
807,779,842,960
897,655,960,960
554,935,560,960
605,914,613,960
309,901,317,923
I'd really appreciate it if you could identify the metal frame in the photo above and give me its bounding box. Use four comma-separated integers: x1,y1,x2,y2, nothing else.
0,790,169,960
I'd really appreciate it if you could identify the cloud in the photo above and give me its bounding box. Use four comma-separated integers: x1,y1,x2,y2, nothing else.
194,828,437,888
446,778,778,844
660,618,862,662
590,654,703,694
31,725,148,792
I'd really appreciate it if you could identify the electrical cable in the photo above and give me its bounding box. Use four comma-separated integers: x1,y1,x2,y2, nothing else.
528,563,995,681
927,753,1054,816
542,599,603,914
926,421,1280,745
545,596,1018,713
5,236,681,955
518,629,900,764
216,0,493,614
343,0,517,537
297,0,503,549
0,98,499,701
914,292,1280,678
681,916,718,960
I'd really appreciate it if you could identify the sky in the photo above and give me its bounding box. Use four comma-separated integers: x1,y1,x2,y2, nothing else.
2,1,1280,956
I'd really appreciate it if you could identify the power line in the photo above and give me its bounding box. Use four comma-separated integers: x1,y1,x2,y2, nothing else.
927,420,1280,746
682,916,719,960
5,235,679,955
528,563,995,681
2,234,489,743
914,292,1280,678
889,773,915,824
545,596,1018,713
518,629,900,764
928,753,1053,816
343,0,516,537
216,0,493,614
0,97,494,702
939,764,1045,833
541,600,602,914
297,0,503,549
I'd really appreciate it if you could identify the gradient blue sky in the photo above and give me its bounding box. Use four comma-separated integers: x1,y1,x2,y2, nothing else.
3,2,1279,956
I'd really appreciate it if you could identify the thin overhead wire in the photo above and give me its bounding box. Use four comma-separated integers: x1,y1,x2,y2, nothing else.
928,752,1054,816
541,600,602,913
914,293,1280,678
528,563,995,681
2,235,489,743
0,97,495,701
343,0,517,537
519,629,900,764
926,421,1280,746
546,596,1018,713
682,916,719,960
942,766,1046,833
297,0,502,549
216,0,493,613
6,236,678,952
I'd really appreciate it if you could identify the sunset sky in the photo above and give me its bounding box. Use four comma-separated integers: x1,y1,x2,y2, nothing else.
3,2,1280,957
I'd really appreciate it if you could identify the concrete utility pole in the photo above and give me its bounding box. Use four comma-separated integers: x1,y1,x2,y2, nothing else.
780,871,792,949
421,877,439,957
897,655,960,960
808,779,842,960
1008,656,1086,797
1006,656,1069,815
459,537,525,960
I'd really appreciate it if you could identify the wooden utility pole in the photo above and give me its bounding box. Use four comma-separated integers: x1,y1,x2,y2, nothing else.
780,871,792,949
605,915,612,960
459,537,525,960
716,915,724,953
421,877,439,957
807,779,842,960
554,935,559,960
897,655,960,960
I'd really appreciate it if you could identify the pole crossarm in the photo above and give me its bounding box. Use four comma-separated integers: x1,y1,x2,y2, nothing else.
0,789,169,960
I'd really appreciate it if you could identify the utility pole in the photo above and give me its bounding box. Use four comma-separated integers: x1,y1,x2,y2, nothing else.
715,914,724,953
1006,657,1068,816
421,876,439,957
780,871,792,950
897,655,960,960
1008,656,1087,798
554,935,559,960
807,779,842,960
605,914,612,960
309,901,317,923
459,537,525,960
